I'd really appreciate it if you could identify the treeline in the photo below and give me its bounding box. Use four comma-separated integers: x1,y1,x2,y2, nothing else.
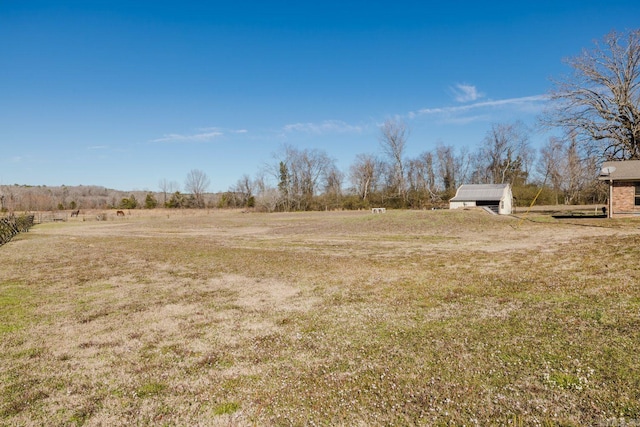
219,120,608,212
0,184,151,213
1,121,608,213
0,184,222,213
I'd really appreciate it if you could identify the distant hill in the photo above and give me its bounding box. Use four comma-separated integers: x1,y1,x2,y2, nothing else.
0,184,223,212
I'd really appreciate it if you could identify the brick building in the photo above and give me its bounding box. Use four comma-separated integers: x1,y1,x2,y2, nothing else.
598,160,640,218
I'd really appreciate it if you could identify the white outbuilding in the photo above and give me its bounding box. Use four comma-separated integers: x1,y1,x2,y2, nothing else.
449,183,513,215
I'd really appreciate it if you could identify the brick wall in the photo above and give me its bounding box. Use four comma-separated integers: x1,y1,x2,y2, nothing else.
611,181,640,216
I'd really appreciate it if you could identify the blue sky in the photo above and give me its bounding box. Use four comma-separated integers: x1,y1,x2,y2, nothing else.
2,1,639,192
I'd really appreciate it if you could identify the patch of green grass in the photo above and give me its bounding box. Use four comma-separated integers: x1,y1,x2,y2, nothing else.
14,346,46,359
545,372,583,390
0,282,33,335
135,381,166,398
68,408,92,426
213,401,239,415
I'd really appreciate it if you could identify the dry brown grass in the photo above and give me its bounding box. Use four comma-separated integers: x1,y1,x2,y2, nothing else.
1,208,640,426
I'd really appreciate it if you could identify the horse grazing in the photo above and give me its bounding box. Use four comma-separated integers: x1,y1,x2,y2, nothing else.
70,209,80,217
116,210,125,217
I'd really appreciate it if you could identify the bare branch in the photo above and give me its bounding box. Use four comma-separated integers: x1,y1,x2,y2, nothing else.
545,29,640,160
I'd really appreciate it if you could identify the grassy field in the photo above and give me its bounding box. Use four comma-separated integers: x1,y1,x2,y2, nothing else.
1,208,639,426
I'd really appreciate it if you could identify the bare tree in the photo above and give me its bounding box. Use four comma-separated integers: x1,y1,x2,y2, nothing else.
546,29,640,160
436,144,459,193
349,153,381,201
256,187,280,213
537,137,566,204
537,136,599,204
230,174,255,207
457,146,473,186
406,152,435,192
564,138,595,204
298,148,333,208
323,165,343,196
475,122,532,185
159,179,170,207
406,151,440,206
159,179,181,207
379,119,409,202
271,145,334,211
253,172,267,195
184,169,210,208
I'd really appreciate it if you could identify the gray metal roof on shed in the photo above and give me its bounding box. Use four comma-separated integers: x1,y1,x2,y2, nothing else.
450,184,510,202
598,160,640,180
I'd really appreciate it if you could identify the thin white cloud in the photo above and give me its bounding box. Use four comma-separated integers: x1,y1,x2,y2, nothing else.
283,120,363,135
198,126,248,134
87,145,109,150
441,114,492,125
414,94,549,117
197,126,223,132
152,130,224,143
451,84,484,103
152,126,248,143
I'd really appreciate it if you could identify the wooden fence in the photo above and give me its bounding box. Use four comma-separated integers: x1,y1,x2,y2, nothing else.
0,214,35,247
